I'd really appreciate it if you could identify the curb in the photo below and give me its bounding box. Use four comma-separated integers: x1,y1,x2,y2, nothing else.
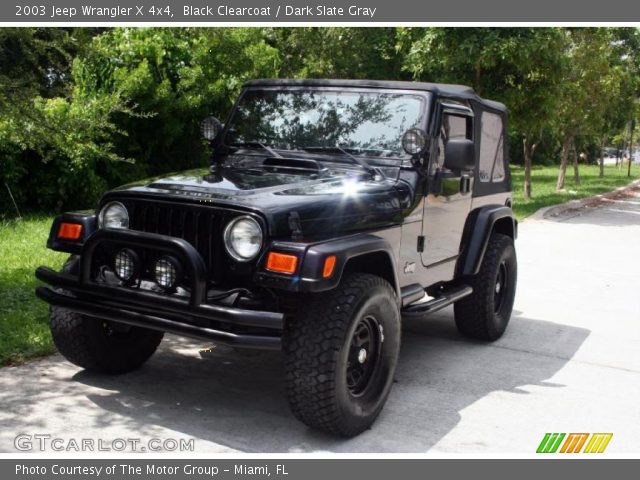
524,178,640,222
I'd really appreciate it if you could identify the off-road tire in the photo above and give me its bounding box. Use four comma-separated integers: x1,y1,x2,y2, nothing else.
49,256,164,374
454,233,517,341
284,273,401,437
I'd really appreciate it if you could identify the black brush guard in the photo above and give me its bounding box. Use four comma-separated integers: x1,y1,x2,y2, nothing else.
35,229,283,350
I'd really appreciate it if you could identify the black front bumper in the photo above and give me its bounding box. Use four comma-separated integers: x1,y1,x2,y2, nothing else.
35,229,283,350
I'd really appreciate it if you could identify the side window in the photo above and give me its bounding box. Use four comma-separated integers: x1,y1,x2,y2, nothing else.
492,136,505,182
479,111,505,183
431,113,472,176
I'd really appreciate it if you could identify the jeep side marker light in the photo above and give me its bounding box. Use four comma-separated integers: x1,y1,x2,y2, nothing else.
323,255,337,278
57,222,83,240
266,252,298,274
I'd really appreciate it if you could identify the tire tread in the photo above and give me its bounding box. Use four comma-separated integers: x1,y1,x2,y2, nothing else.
284,273,397,436
454,233,516,341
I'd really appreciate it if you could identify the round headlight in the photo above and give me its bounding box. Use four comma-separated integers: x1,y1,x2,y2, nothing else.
224,216,263,261
98,201,129,229
401,128,427,155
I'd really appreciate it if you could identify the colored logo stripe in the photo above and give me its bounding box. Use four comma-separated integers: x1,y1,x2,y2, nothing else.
560,433,589,453
536,433,566,453
537,433,613,453
583,433,613,453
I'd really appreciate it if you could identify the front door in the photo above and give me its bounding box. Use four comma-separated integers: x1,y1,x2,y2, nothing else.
421,104,474,268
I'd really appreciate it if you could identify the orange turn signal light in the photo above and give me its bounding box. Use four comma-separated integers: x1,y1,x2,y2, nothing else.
266,252,298,274
57,222,83,241
322,255,337,278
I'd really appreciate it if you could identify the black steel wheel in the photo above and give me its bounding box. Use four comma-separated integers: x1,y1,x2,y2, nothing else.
494,260,508,314
284,273,401,437
346,315,383,397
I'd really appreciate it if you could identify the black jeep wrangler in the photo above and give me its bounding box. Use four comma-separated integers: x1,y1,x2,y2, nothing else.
36,79,517,437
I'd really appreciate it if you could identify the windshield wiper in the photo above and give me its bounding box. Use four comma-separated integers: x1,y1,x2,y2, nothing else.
300,146,379,178
229,141,283,158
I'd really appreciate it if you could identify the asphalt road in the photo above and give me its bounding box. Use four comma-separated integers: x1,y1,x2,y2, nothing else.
1,187,639,454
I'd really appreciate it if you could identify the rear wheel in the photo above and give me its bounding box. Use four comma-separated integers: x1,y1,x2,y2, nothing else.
284,273,400,437
49,256,164,374
454,233,517,341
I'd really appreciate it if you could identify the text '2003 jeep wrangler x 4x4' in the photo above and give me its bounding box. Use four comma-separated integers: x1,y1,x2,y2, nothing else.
36,79,517,437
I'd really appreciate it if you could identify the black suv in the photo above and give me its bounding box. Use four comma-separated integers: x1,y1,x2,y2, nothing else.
36,79,517,437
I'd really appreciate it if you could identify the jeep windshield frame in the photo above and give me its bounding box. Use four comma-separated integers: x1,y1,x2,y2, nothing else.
220,86,431,166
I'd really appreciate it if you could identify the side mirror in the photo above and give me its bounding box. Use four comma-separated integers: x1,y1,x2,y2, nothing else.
201,116,223,141
444,139,475,171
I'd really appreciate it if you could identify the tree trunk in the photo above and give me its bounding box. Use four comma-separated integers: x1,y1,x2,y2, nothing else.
556,135,573,191
599,137,605,177
628,122,634,178
475,62,482,93
572,146,581,186
523,137,537,200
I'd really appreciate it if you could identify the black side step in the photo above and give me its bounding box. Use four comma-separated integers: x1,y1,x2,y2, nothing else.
401,285,473,317
400,283,426,307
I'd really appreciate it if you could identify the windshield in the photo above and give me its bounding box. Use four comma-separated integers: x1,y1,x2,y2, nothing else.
223,89,427,159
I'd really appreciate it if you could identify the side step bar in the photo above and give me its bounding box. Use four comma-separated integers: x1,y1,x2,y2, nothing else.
401,285,473,317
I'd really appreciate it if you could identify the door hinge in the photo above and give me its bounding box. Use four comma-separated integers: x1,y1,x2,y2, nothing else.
417,235,425,252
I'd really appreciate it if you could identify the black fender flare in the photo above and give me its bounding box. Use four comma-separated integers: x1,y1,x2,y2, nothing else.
47,211,97,254
456,205,517,277
300,234,400,297
255,234,400,297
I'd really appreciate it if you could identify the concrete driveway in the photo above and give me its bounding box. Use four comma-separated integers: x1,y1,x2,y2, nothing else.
1,187,639,454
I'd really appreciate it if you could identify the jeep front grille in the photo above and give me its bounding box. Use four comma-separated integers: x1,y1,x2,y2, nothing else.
122,199,239,285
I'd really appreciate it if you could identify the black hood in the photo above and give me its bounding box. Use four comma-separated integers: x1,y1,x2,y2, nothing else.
104,163,414,240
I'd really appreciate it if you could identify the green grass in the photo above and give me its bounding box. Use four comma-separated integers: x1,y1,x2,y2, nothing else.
0,217,66,366
0,163,638,366
511,164,640,220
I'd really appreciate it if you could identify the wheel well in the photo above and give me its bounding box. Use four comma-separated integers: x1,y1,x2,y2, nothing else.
342,252,397,293
492,216,515,239
456,207,516,277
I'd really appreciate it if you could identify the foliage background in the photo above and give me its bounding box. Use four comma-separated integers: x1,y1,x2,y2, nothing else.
1,27,639,216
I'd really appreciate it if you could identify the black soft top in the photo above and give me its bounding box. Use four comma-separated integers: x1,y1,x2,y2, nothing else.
244,78,506,113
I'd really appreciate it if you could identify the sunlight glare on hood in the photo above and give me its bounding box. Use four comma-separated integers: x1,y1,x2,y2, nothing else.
342,177,362,198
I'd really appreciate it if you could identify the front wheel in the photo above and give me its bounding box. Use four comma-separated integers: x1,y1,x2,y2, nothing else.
284,273,401,437
49,256,164,374
454,233,517,341
49,308,164,374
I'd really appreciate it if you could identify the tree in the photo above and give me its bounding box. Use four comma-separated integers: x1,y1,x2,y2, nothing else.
0,28,102,214
2,28,282,213
270,28,402,80
598,29,640,177
554,29,633,190
398,28,566,199
3,27,640,216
